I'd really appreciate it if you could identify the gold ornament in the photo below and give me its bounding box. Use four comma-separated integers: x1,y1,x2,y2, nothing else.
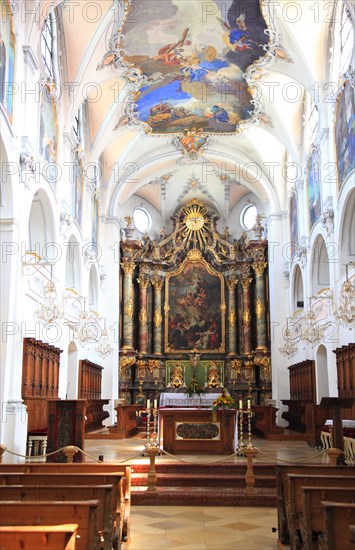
124,298,133,319
154,307,162,328
229,306,236,327
243,309,251,326
186,249,202,261
121,259,135,275
256,298,266,319
120,355,136,373
253,261,268,277
139,306,147,326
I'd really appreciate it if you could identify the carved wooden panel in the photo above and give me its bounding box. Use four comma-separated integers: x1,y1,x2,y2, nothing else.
78,360,103,400
334,343,355,399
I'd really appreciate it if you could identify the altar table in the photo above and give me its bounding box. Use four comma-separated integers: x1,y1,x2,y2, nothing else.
159,392,221,408
158,408,238,455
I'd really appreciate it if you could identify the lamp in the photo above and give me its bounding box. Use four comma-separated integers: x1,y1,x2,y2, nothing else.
300,295,331,346
279,318,298,359
73,299,101,345
335,263,355,325
96,319,114,358
28,262,64,325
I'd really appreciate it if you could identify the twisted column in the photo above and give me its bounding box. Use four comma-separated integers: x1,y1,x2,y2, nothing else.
241,266,253,355
152,275,164,355
227,275,237,356
121,259,135,351
253,261,268,350
138,275,150,354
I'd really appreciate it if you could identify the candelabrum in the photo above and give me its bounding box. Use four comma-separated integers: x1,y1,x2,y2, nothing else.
237,400,253,454
145,399,159,450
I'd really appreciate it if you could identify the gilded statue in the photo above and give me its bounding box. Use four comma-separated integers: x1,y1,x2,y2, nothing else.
207,362,222,388
170,365,184,388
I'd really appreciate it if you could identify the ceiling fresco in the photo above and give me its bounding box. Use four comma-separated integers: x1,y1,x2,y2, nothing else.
121,0,270,134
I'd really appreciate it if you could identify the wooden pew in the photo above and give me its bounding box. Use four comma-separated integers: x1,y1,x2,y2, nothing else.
0,486,114,549
300,487,355,550
0,462,131,541
0,523,78,550
0,500,98,550
0,463,131,502
285,474,355,549
319,502,355,550
276,464,355,544
0,473,123,550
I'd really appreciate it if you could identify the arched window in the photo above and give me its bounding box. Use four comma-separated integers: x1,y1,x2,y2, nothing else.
41,11,59,82
340,4,354,74
133,207,151,233
240,203,257,231
304,92,319,149
311,235,330,294
292,265,304,312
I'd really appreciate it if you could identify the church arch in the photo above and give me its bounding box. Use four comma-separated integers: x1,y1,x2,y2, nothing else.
65,235,82,293
66,341,78,399
310,234,330,295
27,188,56,262
292,264,304,313
339,188,355,272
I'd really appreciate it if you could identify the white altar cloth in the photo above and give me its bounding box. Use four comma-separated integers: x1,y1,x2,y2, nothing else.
159,392,222,408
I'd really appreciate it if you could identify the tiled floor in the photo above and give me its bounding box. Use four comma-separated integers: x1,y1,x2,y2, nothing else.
84,436,330,549
84,435,329,465
124,506,279,549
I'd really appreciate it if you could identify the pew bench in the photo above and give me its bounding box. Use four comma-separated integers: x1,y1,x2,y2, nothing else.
300,487,355,550
0,500,99,550
276,464,355,544
0,462,131,542
0,472,123,550
319,501,355,550
0,523,79,550
0,485,114,550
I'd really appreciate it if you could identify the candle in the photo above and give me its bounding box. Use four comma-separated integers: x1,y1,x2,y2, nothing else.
247,399,251,409
239,399,243,410
147,399,151,409
154,399,158,409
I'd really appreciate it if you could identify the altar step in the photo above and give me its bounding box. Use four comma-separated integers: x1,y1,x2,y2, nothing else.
131,462,277,506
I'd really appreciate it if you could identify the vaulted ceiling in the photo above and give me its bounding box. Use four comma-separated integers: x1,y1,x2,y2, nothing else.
39,0,332,225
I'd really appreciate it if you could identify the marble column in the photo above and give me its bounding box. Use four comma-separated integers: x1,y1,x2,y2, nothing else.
121,259,135,351
227,275,237,356
241,267,253,355
152,276,164,355
138,275,150,355
253,261,268,350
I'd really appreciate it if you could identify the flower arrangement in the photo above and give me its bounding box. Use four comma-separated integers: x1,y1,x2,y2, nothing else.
185,376,205,397
212,388,237,410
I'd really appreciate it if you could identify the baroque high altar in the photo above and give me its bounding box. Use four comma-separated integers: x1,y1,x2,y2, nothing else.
119,200,271,406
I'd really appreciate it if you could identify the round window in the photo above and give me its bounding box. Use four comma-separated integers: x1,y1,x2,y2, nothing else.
133,207,151,233
241,204,257,231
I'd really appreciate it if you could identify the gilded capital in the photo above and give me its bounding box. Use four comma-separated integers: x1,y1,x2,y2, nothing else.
121,259,135,275
253,261,268,277
152,277,164,291
138,276,150,290
227,277,237,291
241,277,253,290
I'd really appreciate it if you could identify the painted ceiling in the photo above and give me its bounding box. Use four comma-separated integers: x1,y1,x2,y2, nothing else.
122,0,270,134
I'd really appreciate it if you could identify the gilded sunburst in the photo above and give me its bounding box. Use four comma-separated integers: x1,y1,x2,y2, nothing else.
181,201,209,248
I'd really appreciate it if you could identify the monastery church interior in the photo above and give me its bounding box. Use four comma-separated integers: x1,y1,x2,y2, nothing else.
0,0,354,547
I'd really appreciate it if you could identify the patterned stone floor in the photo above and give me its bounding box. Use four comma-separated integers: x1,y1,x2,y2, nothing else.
84,437,329,549
124,506,278,550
